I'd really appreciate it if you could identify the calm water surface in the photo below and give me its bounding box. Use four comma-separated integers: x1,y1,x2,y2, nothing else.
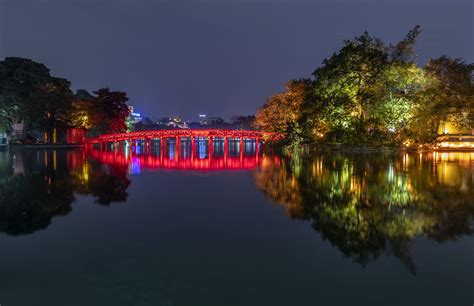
0,147,473,306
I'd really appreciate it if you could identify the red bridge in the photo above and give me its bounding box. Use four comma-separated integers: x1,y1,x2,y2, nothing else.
85,129,281,154
85,129,280,144
84,129,282,171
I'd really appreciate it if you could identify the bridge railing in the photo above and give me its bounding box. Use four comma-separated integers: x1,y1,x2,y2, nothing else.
85,129,283,144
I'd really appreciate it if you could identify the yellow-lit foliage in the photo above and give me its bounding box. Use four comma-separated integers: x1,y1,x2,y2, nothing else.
255,80,310,134
254,152,474,272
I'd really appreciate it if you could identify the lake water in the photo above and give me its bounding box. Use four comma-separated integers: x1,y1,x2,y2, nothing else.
0,148,473,306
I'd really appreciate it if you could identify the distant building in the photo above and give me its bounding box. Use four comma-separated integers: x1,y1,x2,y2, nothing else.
436,114,474,149
128,106,142,124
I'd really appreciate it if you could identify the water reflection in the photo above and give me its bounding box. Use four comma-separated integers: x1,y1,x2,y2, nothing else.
0,149,130,235
1,147,473,274
254,152,474,273
0,143,263,236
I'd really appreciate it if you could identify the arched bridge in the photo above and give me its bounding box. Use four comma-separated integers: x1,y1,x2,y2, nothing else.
85,129,281,147
85,129,282,159
84,129,282,170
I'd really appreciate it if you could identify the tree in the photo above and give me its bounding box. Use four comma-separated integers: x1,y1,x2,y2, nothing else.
0,57,52,132
255,79,311,143
423,56,474,136
300,26,429,145
388,25,421,63
27,77,74,143
373,62,434,144
301,31,389,144
71,89,95,129
90,88,130,135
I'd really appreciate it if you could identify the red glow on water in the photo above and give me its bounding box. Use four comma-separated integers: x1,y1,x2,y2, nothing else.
86,149,278,171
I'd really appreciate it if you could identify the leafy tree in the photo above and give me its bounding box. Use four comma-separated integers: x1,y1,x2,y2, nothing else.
255,79,311,144
71,89,95,129
424,56,474,135
388,25,421,63
71,88,131,136
374,62,434,144
90,88,130,135
300,26,432,146
27,77,74,142
302,31,388,144
0,57,52,132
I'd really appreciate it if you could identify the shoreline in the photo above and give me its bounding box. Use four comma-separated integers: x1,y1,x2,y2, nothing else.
266,143,474,153
2,143,473,153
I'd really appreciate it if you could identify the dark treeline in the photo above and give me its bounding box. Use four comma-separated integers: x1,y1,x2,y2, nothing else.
255,26,474,147
0,57,130,142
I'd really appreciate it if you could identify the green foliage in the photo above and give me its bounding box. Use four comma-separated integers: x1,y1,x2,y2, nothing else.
27,77,74,142
257,26,472,147
425,56,474,131
301,27,427,146
0,57,132,140
0,57,52,131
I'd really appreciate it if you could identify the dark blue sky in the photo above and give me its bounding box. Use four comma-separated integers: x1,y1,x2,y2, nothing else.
1,0,472,121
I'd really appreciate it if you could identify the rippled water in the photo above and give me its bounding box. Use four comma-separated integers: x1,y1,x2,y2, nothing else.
0,148,473,306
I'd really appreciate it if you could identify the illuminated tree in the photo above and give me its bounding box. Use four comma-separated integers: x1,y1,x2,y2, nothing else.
301,27,427,145
71,89,95,129
425,56,474,133
255,79,311,143
71,88,131,135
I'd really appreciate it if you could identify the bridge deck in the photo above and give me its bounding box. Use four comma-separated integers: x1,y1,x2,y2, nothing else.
85,129,281,144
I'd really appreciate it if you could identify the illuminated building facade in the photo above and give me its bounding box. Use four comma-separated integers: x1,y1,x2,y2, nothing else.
436,115,474,149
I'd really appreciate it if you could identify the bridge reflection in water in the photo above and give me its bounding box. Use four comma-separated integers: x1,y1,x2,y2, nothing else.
87,137,265,171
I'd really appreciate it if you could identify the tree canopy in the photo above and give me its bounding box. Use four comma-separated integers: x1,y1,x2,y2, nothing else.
255,26,473,146
0,57,132,141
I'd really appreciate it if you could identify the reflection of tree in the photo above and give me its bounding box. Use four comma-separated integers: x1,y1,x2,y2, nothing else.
254,152,474,273
0,149,131,236
0,153,75,235
74,160,130,205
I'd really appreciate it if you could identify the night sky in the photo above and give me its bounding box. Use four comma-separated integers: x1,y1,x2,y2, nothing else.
1,0,472,121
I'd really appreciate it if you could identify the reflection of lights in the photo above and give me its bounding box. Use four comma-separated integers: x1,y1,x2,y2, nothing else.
130,157,141,174
87,144,262,170
82,163,89,183
388,164,394,182
53,150,57,171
